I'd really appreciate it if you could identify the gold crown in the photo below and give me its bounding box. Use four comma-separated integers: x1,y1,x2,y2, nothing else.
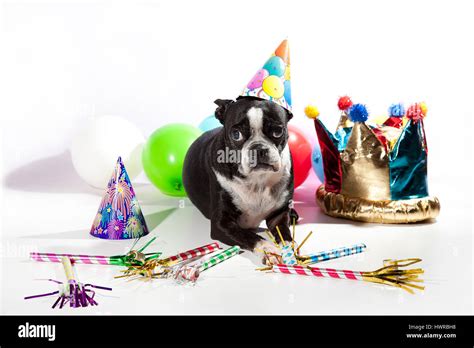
306,99,440,223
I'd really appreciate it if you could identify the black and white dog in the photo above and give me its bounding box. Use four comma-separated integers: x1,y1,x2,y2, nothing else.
183,97,297,263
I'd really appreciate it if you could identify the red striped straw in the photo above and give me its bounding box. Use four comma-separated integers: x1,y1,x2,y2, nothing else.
270,259,425,294
272,264,363,281
161,242,221,265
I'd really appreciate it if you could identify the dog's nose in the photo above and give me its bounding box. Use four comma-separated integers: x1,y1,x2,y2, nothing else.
249,143,270,163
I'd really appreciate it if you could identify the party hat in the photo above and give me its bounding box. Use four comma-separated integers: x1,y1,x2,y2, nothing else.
240,39,292,112
90,157,149,240
305,100,439,224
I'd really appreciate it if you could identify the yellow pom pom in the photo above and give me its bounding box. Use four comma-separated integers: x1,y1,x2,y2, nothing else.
420,102,428,117
305,105,320,119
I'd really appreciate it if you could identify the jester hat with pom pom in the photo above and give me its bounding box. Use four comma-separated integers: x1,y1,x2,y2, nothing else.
305,98,440,223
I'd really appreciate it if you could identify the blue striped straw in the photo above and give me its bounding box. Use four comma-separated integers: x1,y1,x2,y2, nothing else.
300,243,367,265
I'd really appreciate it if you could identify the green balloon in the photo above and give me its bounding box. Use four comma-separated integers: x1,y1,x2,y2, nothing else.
142,123,202,197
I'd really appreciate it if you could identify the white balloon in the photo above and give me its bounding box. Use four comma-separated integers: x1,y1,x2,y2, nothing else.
70,115,145,188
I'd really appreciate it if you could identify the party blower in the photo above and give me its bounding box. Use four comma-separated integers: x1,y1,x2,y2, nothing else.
25,257,112,309
259,220,367,266
266,258,424,294
116,242,222,279
173,245,241,284
30,237,161,267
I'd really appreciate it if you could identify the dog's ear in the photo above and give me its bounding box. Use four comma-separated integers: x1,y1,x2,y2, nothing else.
214,99,234,124
285,109,293,122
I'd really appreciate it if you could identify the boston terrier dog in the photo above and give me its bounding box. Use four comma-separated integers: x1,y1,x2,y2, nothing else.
183,96,297,264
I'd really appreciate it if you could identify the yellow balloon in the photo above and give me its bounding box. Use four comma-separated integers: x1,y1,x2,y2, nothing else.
262,75,284,99
284,65,291,81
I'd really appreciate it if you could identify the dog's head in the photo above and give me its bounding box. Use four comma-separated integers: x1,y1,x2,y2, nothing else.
214,97,293,176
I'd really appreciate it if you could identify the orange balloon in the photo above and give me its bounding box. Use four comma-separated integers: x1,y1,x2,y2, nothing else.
275,39,290,64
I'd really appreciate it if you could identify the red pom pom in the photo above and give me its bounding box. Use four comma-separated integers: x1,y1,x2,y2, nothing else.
406,103,424,121
338,96,353,111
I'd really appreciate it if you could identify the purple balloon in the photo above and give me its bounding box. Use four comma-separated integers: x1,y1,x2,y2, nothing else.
247,69,269,90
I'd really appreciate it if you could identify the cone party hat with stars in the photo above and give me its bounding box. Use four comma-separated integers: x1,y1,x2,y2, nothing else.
90,157,149,240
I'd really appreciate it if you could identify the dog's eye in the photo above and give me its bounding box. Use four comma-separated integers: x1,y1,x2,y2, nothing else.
231,129,243,141
272,126,284,138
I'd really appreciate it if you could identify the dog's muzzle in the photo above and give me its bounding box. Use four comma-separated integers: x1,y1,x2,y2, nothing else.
248,143,279,171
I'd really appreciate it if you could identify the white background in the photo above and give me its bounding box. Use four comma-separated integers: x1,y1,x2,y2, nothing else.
0,0,473,314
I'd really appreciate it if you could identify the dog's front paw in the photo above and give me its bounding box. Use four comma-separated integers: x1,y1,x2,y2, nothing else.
254,240,282,265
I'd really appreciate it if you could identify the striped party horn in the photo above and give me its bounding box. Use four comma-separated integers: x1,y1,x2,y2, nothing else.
270,258,425,294
281,244,297,265
116,242,222,280
30,237,161,267
298,243,367,265
198,245,240,272
31,252,118,265
174,246,240,284
273,264,363,280
160,242,221,266
30,251,162,266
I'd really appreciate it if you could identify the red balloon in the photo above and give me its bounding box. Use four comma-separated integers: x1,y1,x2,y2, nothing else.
287,124,312,188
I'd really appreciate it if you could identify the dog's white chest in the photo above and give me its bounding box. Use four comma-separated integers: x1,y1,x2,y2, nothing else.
235,184,278,228
214,171,289,229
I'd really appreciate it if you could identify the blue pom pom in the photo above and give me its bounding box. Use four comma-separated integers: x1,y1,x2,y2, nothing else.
388,103,405,117
348,104,369,122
